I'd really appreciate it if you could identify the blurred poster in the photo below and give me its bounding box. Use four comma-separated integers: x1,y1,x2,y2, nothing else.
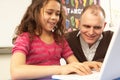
61,0,100,32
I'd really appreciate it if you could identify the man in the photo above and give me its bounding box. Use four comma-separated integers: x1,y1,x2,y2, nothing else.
66,4,113,69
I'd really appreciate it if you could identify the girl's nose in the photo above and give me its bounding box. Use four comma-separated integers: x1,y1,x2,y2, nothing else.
51,14,58,20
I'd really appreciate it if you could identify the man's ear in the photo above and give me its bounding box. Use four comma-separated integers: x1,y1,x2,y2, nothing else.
78,19,81,29
104,22,107,27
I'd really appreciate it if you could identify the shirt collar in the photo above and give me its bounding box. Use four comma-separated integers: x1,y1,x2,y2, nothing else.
76,31,80,37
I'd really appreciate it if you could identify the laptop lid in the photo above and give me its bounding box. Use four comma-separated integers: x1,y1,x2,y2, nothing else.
99,26,120,80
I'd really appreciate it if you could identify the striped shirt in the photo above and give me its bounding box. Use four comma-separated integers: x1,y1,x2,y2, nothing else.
12,32,73,65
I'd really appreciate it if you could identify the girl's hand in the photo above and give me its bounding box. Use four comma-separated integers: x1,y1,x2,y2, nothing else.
60,62,92,75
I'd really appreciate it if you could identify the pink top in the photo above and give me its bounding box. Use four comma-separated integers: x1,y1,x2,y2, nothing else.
12,32,73,65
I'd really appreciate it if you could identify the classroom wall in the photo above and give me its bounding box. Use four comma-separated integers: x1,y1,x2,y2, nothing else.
1,0,120,79
1,0,119,48
101,0,120,31
0,0,31,79
100,0,110,30
1,0,120,48
0,54,11,80
0,0,112,48
0,0,31,47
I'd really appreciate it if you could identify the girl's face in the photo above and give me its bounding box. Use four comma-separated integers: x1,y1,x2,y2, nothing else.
40,0,60,32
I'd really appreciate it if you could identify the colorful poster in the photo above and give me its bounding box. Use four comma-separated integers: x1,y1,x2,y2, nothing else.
62,0,100,32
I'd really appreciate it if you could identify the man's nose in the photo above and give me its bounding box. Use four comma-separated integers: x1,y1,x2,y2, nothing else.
89,28,94,35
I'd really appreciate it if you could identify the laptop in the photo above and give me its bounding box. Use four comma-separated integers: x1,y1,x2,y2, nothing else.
52,26,120,80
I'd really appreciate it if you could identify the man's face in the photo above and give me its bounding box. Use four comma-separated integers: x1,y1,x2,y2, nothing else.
79,9,106,47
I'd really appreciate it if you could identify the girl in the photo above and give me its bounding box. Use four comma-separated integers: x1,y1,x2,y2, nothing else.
10,0,92,79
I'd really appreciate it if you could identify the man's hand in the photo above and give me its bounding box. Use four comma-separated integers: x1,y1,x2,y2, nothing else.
83,61,102,72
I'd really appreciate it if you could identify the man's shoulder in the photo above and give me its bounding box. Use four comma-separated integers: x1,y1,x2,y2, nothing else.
65,30,79,39
102,30,113,40
103,30,113,36
67,30,79,35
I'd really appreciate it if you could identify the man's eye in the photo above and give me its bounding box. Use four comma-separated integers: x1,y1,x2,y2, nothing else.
94,26,102,29
84,25,91,28
56,13,60,16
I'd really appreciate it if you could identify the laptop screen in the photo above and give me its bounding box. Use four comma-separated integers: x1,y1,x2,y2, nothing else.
100,25,120,80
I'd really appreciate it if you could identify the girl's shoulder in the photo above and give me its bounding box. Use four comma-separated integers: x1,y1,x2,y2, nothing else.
16,32,31,42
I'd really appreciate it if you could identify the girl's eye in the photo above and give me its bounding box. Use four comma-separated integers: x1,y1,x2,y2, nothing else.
45,11,60,16
46,11,52,15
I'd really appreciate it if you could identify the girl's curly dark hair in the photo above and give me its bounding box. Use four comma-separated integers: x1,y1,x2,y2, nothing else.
13,0,66,44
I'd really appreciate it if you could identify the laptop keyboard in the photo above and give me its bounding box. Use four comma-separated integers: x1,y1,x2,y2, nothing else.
52,71,100,80
74,71,100,80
